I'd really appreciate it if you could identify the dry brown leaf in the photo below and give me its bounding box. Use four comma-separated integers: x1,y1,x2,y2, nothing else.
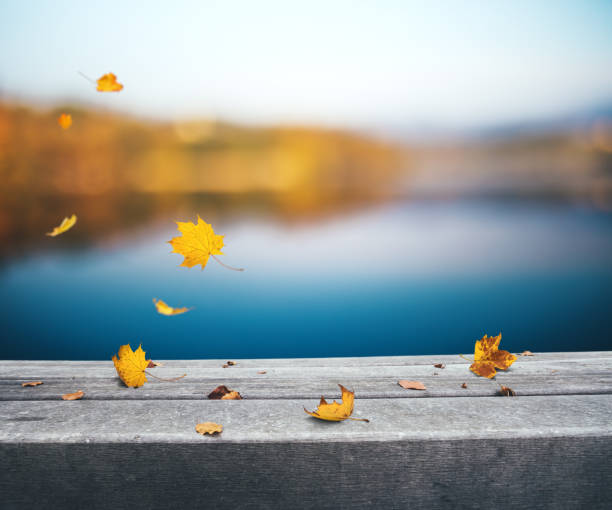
222,361,236,368
433,363,446,369
147,360,163,368
520,350,534,356
22,381,43,387
499,385,516,397
461,382,467,389
257,371,267,374
196,422,223,435
62,390,84,400
208,385,242,400
398,380,426,390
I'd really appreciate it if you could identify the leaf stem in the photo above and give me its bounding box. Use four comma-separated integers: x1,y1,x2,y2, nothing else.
145,371,186,382
458,354,474,363
212,254,244,272
347,417,370,423
77,71,96,84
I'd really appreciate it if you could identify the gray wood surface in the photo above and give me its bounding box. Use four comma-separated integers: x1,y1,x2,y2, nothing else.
1,351,611,509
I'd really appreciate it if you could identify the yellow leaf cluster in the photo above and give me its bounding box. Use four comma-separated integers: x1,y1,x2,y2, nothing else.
112,344,150,388
469,333,517,378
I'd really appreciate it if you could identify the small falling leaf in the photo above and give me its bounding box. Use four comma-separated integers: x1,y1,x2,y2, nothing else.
433,363,445,369
304,384,369,422
62,390,84,401
499,385,516,397
257,371,267,375
97,73,123,92
461,382,467,389
46,214,77,237
398,380,426,390
208,385,242,400
168,215,243,272
196,422,223,436
153,298,192,316
22,381,43,387
520,350,534,356
147,361,163,368
469,333,517,379
112,344,150,388
57,113,72,130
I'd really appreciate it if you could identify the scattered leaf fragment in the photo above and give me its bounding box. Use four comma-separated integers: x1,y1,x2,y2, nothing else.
22,381,43,387
46,214,77,237
196,422,223,436
304,384,369,422
208,385,242,400
433,363,446,369
398,380,426,390
168,215,243,271
499,385,516,397
153,298,192,316
96,73,123,92
222,361,236,368
469,333,517,379
112,344,150,388
551,369,558,374
57,113,72,130
257,370,267,374
520,350,534,356
62,390,84,400
221,391,242,400
461,382,467,389
147,360,163,368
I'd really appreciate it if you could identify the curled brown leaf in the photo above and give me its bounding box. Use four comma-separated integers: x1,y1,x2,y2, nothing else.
22,381,43,387
461,382,467,389
499,385,516,397
208,385,242,400
62,390,84,401
433,363,446,369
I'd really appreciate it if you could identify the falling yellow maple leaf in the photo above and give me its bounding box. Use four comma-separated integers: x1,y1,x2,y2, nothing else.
153,298,192,316
96,72,123,92
57,113,72,130
168,215,243,271
304,384,369,422
46,214,77,237
195,422,223,435
469,333,517,378
112,344,150,388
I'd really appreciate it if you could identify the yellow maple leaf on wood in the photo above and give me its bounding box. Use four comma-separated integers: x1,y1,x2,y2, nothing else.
168,215,243,271
112,344,150,388
46,214,77,237
153,298,192,316
304,384,369,422
57,113,72,130
469,333,517,378
97,72,123,92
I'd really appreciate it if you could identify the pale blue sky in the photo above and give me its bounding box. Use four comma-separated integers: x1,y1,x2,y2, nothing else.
1,0,611,130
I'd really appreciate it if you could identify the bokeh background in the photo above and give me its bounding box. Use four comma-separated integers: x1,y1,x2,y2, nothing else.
1,1,611,359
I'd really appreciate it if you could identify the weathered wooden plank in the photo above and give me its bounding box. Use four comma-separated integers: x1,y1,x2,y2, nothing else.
3,373,611,400
2,437,611,510
1,395,611,443
1,355,609,380
0,350,608,370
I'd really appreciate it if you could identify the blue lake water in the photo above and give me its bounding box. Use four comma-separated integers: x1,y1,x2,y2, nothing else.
1,199,611,359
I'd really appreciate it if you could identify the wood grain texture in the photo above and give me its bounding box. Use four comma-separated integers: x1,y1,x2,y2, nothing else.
1,438,611,509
